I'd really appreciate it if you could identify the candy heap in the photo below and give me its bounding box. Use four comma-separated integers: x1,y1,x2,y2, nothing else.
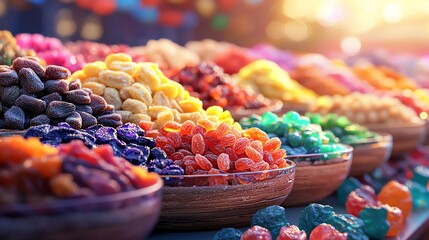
156,120,288,178
306,113,379,145
72,53,237,129
0,31,35,66
16,34,84,73
237,60,317,104
310,93,422,124
0,136,159,205
185,39,233,62
168,62,267,110
24,123,183,176
65,41,130,64
0,57,122,130
338,177,412,238
353,65,417,91
240,111,347,157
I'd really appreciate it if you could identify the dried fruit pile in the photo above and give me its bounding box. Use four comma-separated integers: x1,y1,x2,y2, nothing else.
0,31,35,66
24,123,184,176
156,120,289,179
168,62,267,110
72,53,237,129
0,136,159,205
0,57,122,130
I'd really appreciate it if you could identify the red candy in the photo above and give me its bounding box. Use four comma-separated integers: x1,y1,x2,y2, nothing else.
346,185,379,216
309,224,347,240
192,134,205,155
217,153,231,171
241,226,272,240
277,225,307,240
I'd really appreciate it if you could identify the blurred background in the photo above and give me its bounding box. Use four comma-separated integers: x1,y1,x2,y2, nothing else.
1,0,429,55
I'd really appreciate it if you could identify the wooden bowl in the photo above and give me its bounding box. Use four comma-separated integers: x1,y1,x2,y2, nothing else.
0,129,26,137
365,121,426,158
282,145,352,207
230,99,283,121
158,161,296,230
349,133,393,177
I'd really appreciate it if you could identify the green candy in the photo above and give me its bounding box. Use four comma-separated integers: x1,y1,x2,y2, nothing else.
283,111,300,123
303,136,321,151
337,177,362,205
413,166,429,187
359,207,390,239
287,131,302,147
261,112,278,126
251,205,289,239
326,214,368,240
298,203,335,236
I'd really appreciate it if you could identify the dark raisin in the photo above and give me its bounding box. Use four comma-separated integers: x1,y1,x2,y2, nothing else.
89,94,107,115
12,57,45,79
15,94,47,113
45,65,71,80
68,79,82,91
19,68,44,93
30,114,51,126
65,112,82,129
44,79,69,95
0,66,18,86
41,92,62,105
97,113,122,127
4,106,25,129
82,88,92,94
1,85,20,106
46,101,76,118
75,105,93,114
78,111,98,129
64,89,91,105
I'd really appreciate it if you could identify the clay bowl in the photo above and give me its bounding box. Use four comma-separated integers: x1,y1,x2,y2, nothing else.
282,145,353,207
0,178,163,240
349,133,393,177
365,121,426,158
0,129,26,137
158,160,296,230
230,99,283,121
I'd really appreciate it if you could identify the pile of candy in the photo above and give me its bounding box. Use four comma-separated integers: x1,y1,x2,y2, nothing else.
72,53,237,129
309,93,421,124
0,57,121,130
0,31,35,66
237,60,317,104
65,41,131,64
24,122,183,176
16,34,84,73
185,39,234,62
168,62,268,110
0,136,159,205
338,177,413,238
240,111,347,157
156,120,288,178
353,65,417,91
306,113,379,145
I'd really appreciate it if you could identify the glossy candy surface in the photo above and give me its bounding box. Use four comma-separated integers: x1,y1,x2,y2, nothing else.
251,205,288,239
377,180,412,218
309,223,347,240
358,207,389,239
345,185,379,217
276,225,306,240
241,226,272,240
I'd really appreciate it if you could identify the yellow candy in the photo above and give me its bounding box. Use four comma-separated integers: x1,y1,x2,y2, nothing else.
152,91,172,108
103,87,122,110
129,114,151,124
119,87,132,101
206,106,223,116
154,110,175,128
134,63,162,90
105,53,132,67
108,61,137,76
170,109,181,122
132,83,152,95
170,99,183,112
70,70,86,82
158,82,179,99
122,99,148,114
148,106,171,119
179,98,203,113
116,110,132,123
128,87,152,106
83,61,106,78
82,82,106,96
99,70,134,89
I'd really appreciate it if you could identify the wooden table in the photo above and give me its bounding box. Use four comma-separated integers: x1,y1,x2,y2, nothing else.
149,195,429,240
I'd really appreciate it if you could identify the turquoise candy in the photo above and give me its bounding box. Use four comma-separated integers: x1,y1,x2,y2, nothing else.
293,146,308,155
306,112,321,124
298,203,335,236
287,131,302,147
329,126,344,138
302,136,321,151
337,116,350,128
249,114,262,122
340,135,361,145
261,112,278,127
323,131,338,144
266,121,285,137
337,177,362,205
358,207,389,239
251,205,288,239
413,166,429,186
406,181,429,208
319,144,333,153
326,214,368,240
213,228,242,240
283,111,301,122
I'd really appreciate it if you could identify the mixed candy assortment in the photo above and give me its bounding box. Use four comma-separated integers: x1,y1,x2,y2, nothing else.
0,57,121,130
0,136,159,205
71,53,237,129
0,31,36,66
168,62,268,110
240,111,347,157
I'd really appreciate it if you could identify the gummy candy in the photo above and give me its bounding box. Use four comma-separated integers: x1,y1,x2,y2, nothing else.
325,214,367,240
241,226,272,240
358,207,389,239
337,177,361,205
251,205,288,239
213,228,243,240
346,185,379,217
276,225,306,240
298,203,335,236
383,204,404,237
309,223,347,240
377,180,412,218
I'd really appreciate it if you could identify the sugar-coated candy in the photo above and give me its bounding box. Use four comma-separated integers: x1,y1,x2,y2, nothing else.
276,225,306,240
383,204,404,237
377,180,412,218
241,226,272,240
298,203,335,236
325,214,367,240
213,228,243,240
251,205,288,239
358,207,389,239
4,106,25,129
345,185,378,216
309,224,347,240
337,177,361,205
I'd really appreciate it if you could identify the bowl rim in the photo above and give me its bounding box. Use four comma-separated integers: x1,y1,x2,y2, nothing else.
364,119,426,128
160,159,296,179
0,177,164,214
286,143,353,160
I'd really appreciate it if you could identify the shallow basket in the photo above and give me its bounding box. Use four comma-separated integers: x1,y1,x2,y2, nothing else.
282,145,353,207
0,178,163,240
158,160,296,230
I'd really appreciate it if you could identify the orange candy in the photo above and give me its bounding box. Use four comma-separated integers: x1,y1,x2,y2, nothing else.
0,136,58,164
377,180,412,218
383,204,404,237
